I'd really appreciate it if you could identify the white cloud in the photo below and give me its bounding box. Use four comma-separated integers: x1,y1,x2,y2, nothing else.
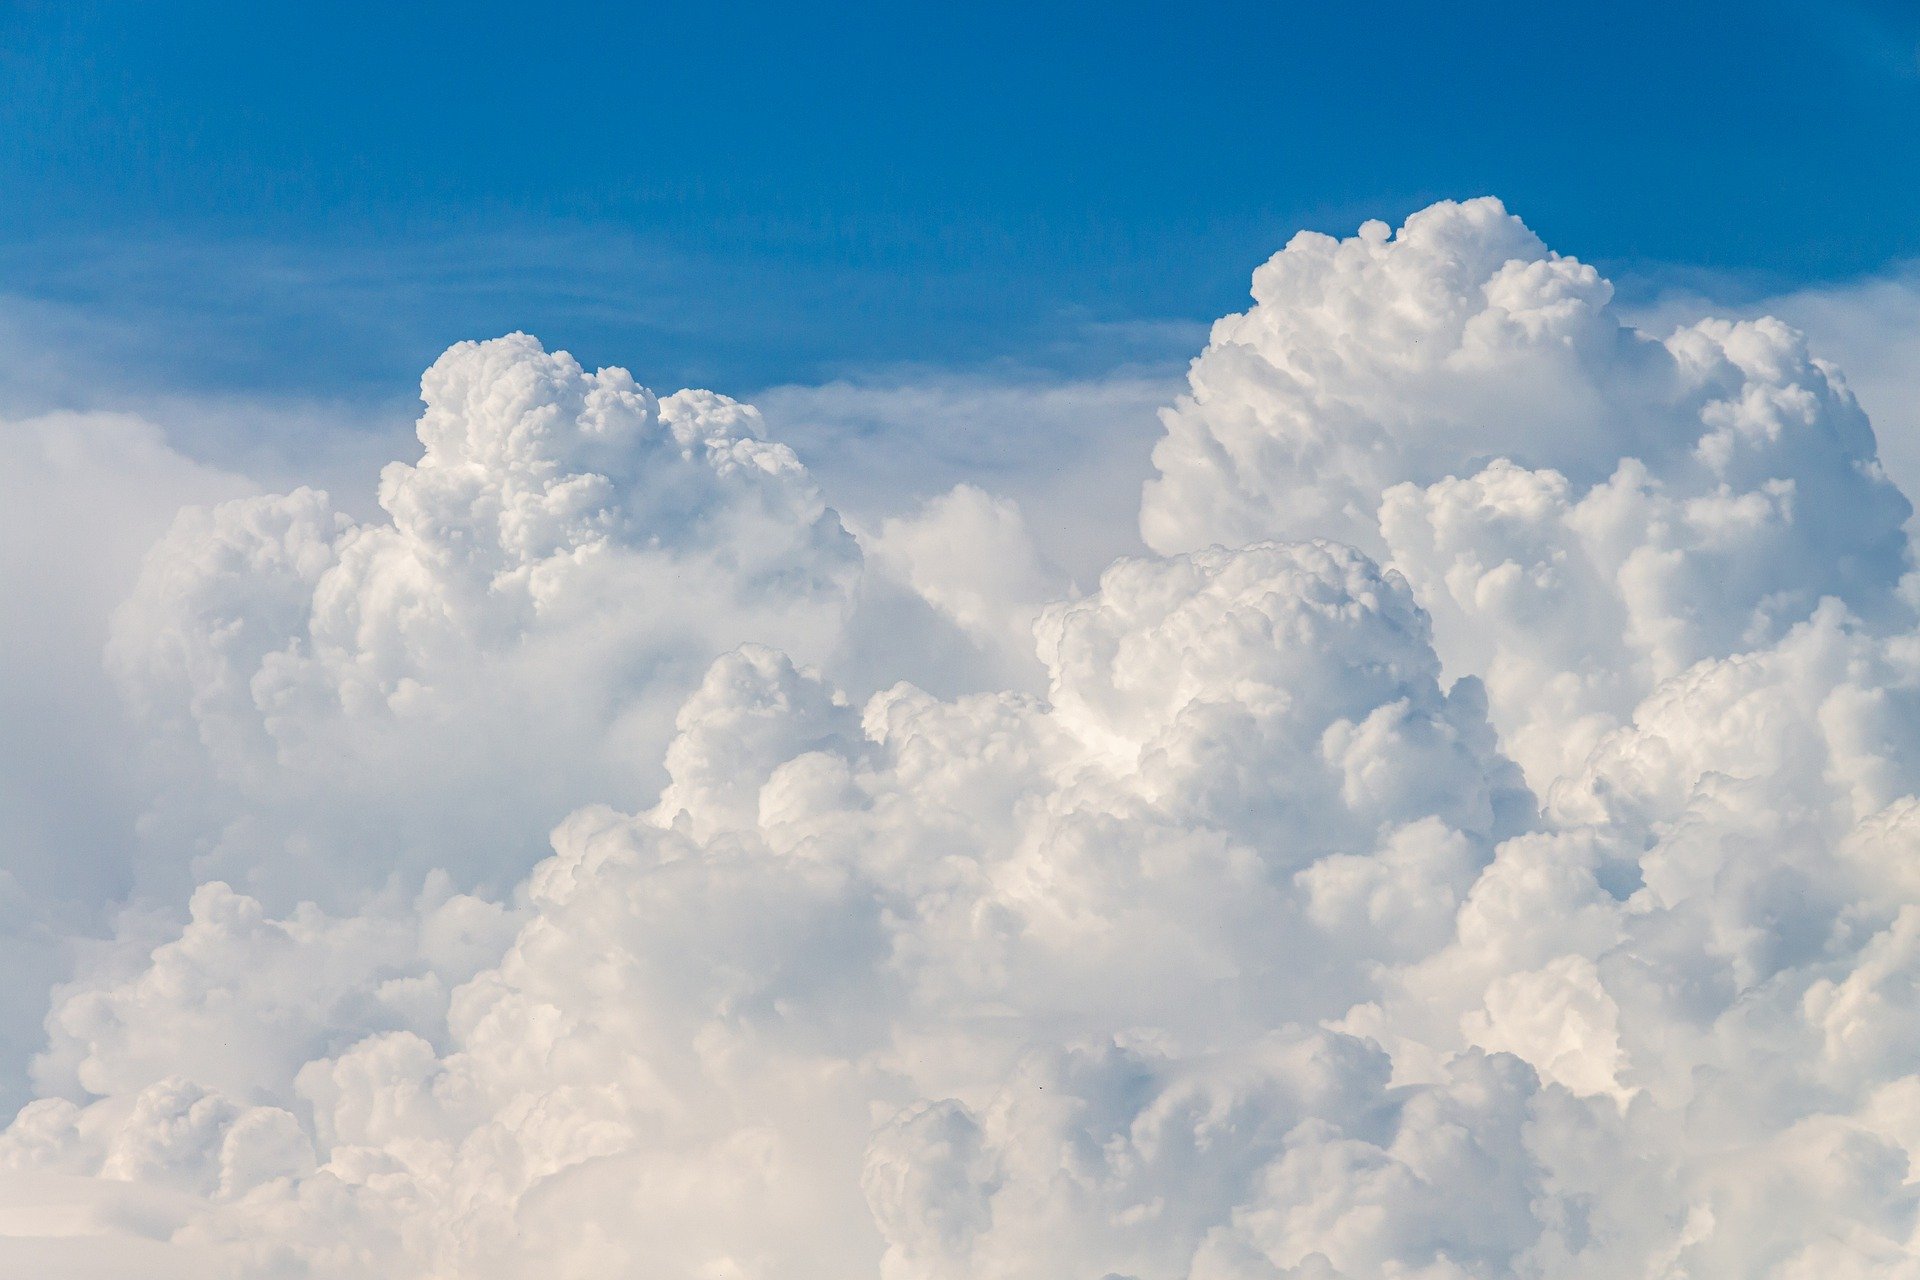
102,333,863,903
865,484,1062,687
0,412,252,1108
1145,197,1911,791
6,534,1526,1277
11,199,1920,1277
756,367,1177,588
1630,263,1920,532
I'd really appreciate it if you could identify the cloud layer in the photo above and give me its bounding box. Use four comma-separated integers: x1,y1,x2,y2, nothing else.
8,198,1920,1277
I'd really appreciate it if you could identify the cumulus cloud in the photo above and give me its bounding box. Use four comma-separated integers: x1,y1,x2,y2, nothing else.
11,198,1920,1278
1145,198,1911,788
1629,263,1920,528
6,537,1531,1277
103,332,861,902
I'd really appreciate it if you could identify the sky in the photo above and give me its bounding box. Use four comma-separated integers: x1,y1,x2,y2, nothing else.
12,6,1920,1278
1,0,1917,406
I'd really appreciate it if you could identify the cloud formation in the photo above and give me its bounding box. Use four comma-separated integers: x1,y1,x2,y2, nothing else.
104,333,860,901
8,198,1920,1277
1145,198,1911,788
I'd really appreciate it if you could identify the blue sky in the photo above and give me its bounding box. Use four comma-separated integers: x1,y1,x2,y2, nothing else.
2,0,1917,402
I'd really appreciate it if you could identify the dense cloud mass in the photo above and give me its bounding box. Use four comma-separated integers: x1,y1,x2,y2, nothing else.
8,197,1920,1276
106,333,861,901
1144,199,1912,788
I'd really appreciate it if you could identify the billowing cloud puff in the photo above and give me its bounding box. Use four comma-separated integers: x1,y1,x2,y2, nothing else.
105,333,861,900
6,536,1532,1277
11,200,1920,1278
1144,199,1911,788
1143,199,1907,572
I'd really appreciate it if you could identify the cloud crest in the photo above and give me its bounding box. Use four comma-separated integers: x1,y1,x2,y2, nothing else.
1145,197,1911,788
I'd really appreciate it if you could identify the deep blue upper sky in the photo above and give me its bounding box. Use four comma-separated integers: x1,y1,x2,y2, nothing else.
2,0,1917,400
